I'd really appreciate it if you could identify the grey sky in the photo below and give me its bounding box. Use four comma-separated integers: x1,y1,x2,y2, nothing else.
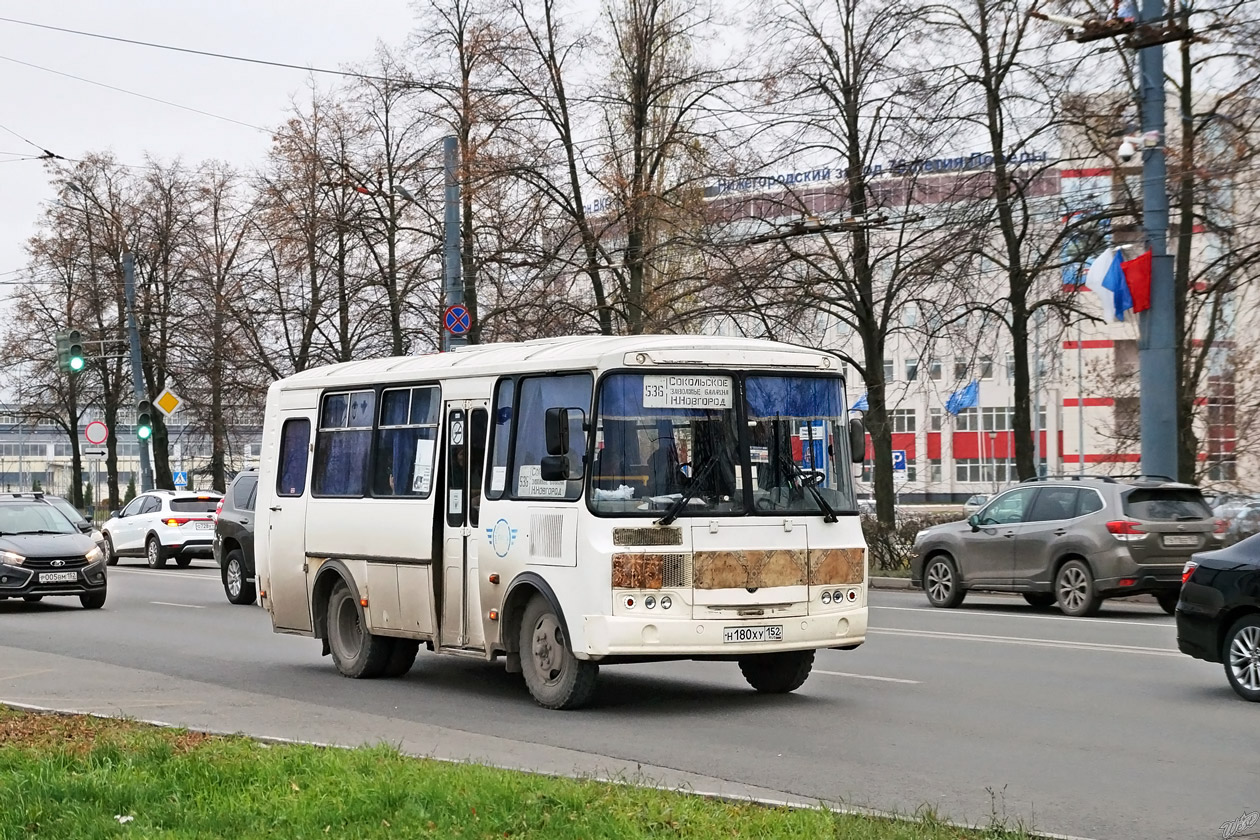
0,1,416,279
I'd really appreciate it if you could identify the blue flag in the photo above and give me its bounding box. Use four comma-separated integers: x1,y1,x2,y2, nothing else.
945,380,979,415
850,393,868,412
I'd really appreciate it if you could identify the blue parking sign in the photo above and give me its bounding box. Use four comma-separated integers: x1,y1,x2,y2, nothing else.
891,450,907,472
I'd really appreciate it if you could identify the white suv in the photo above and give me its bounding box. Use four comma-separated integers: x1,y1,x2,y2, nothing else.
102,490,223,568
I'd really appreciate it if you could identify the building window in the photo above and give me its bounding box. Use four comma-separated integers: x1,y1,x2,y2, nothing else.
929,459,942,482
982,407,1013,431
905,359,919,381
979,355,994,379
955,458,1014,483
929,359,942,380
929,408,943,431
903,303,920,327
954,359,969,381
954,408,979,431
883,358,895,382
891,409,916,433
1006,351,1016,381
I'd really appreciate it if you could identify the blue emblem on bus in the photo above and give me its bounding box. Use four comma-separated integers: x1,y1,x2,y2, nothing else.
487,519,517,557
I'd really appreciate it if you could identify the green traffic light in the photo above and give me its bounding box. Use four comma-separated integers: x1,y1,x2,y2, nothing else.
69,356,85,372
137,425,152,440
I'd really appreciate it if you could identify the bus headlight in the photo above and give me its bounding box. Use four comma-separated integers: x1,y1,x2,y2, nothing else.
821,591,832,604
660,595,672,610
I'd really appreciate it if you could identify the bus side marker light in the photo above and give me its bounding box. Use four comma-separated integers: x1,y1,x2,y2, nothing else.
360,598,369,607
489,574,499,584
489,610,499,621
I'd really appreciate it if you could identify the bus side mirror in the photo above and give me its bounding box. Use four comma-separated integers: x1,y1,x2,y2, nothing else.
545,407,570,457
540,455,569,482
848,418,866,464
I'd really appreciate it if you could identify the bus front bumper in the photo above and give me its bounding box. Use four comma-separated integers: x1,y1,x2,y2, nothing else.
581,608,867,657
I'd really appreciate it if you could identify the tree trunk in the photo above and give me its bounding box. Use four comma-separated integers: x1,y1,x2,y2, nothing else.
1010,299,1035,478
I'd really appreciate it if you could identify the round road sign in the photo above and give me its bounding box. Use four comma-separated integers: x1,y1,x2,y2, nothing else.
85,420,109,445
444,304,471,336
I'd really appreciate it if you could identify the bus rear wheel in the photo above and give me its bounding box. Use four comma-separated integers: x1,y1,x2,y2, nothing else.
738,649,815,693
519,596,598,710
327,580,392,678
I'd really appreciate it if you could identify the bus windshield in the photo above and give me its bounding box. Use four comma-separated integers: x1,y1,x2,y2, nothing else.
745,375,856,515
588,371,856,517
589,373,745,516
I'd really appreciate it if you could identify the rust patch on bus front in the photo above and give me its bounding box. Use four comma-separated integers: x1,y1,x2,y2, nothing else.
611,554,664,589
693,549,807,590
808,548,865,585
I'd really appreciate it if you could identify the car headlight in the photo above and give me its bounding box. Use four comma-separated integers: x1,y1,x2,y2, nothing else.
0,550,25,566
84,547,104,564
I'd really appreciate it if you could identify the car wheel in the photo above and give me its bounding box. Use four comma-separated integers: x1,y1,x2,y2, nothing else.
80,589,107,610
103,534,118,566
519,595,599,710
175,556,192,568
924,554,965,608
1055,560,1100,617
22,595,43,603
145,537,167,569
738,650,815,693
1023,592,1056,608
326,579,391,678
1224,615,1260,702
223,549,256,605
1156,591,1179,615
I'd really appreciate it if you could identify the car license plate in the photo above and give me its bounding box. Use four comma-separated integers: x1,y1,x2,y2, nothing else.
37,572,77,583
196,521,214,530
723,625,783,644
1163,534,1198,547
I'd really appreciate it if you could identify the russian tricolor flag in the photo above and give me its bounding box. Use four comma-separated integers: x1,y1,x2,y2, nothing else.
1083,246,1151,322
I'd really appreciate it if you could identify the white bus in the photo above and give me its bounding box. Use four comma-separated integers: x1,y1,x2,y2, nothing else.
254,335,870,709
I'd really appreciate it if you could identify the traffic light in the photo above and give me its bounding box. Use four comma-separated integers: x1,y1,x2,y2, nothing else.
136,400,153,441
55,331,70,372
67,330,84,372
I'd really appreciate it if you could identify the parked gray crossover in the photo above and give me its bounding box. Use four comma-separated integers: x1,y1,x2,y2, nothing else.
910,475,1222,616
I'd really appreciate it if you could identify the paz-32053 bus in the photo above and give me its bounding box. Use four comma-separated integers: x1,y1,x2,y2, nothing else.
254,335,870,709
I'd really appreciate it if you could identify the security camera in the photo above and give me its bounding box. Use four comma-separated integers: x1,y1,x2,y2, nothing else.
1117,138,1138,162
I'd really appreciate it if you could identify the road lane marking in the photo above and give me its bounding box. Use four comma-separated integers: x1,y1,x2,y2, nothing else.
0,668,55,682
150,601,205,609
815,670,920,684
110,569,220,581
869,627,1180,656
873,604,1174,629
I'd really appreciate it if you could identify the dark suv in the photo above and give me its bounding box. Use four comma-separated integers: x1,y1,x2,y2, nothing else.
911,474,1222,616
214,468,257,605
0,495,108,608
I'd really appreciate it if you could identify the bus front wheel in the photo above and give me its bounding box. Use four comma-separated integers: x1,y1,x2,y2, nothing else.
738,649,815,693
519,596,598,710
327,580,392,678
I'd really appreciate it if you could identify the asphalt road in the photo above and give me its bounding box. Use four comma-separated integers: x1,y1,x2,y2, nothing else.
0,561,1254,840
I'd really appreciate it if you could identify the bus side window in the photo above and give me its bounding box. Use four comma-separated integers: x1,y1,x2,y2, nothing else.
485,378,514,501
277,418,311,497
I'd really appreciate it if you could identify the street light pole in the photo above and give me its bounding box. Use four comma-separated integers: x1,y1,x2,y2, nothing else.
442,135,465,352
122,252,154,493
1135,0,1178,480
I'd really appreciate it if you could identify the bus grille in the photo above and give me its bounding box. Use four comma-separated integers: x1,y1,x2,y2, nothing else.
660,553,691,588
613,527,683,546
529,514,564,559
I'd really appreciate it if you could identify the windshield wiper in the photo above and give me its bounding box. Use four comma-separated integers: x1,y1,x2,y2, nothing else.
783,458,838,523
14,530,71,536
655,458,721,527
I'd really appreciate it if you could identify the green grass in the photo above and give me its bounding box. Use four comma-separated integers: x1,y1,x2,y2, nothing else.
0,707,1035,840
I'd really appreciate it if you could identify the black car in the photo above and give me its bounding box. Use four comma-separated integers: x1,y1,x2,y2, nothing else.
0,496,108,608
214,468,257,605
1176,534,1260,702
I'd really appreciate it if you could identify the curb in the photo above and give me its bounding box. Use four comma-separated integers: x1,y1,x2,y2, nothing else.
871,576,914,590
0,701,1099,840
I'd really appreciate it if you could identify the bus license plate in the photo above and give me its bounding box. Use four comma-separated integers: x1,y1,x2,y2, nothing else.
723,625,783,644
38,572,77,583
1163,534,1197,547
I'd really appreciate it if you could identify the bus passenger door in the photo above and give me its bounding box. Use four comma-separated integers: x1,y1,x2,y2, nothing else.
439,402,489,650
